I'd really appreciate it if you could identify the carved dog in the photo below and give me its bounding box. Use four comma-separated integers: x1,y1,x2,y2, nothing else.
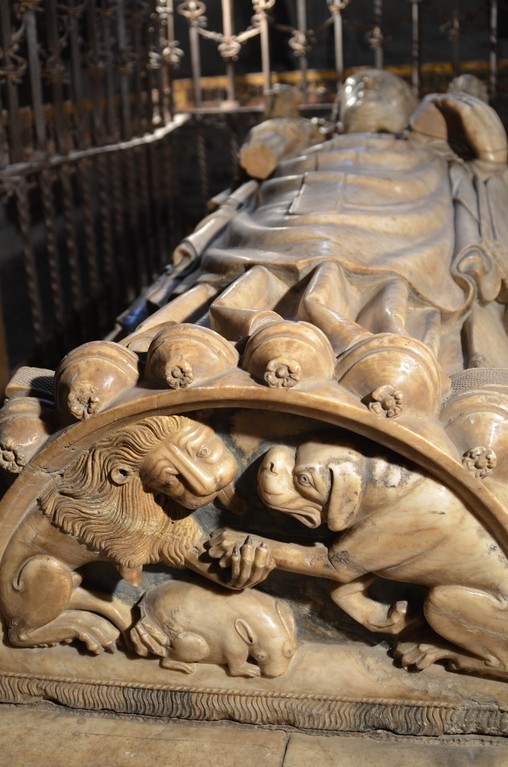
130,578,297,677
0,416,236,653
210,434,508,677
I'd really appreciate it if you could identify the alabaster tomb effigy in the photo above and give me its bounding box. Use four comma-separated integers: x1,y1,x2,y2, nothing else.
2,70,508,736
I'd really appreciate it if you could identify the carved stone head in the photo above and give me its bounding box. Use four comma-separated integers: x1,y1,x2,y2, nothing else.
338,69,417,135
39,415,237,570
139,418,237,509
258,437,365,531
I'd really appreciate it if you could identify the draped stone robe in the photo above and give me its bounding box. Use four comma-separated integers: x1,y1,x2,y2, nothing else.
142,131,508,375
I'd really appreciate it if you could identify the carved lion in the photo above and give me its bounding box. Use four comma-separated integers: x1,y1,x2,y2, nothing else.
0,415,237,653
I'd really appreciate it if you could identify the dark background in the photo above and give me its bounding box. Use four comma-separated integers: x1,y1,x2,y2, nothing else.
170,1,508,78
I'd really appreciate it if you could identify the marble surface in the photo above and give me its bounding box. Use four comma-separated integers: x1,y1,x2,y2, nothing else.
1,703,508,767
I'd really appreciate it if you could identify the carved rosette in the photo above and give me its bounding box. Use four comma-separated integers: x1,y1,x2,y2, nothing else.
144,324,239,389
55,341,140,423
462,446,497,479
242,320,336,388
0,397,54,475
368,385,404,418
264,357,301,388
165,360,195,389
442,371,508,480
0,439,25,474
335,333,449,419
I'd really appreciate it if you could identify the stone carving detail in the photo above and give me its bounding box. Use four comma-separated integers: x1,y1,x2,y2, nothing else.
242,320,336,387
165,362,194,389
67,381,100,419
462,446,497,479
0,416,236,652
3,68,508,730
131,579,296,677
144,324,239,390
264,357,301,388
54,341,139,423
368,384,404,418
0,439,25,474
210,433,508,678
0,367,55,475
334,334,448,419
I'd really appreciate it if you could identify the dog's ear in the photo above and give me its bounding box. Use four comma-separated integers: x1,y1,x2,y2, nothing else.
326,461,364,531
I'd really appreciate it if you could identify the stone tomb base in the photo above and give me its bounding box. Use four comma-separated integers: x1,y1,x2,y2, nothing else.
1,638,507,737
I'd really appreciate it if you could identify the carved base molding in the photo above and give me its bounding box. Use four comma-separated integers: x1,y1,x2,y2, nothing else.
1,641,507,736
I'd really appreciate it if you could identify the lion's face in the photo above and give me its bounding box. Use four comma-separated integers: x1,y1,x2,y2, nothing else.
139,420,237,509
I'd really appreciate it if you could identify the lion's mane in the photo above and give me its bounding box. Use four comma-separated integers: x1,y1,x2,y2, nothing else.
39,416,202,568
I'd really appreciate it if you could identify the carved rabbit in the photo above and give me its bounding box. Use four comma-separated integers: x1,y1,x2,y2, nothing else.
130,579,297,678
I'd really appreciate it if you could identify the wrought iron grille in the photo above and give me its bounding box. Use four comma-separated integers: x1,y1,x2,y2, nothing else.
0,1,506,379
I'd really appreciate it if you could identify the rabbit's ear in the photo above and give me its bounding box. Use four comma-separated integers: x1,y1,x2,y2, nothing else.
235,618,256,646
276,600,295,637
